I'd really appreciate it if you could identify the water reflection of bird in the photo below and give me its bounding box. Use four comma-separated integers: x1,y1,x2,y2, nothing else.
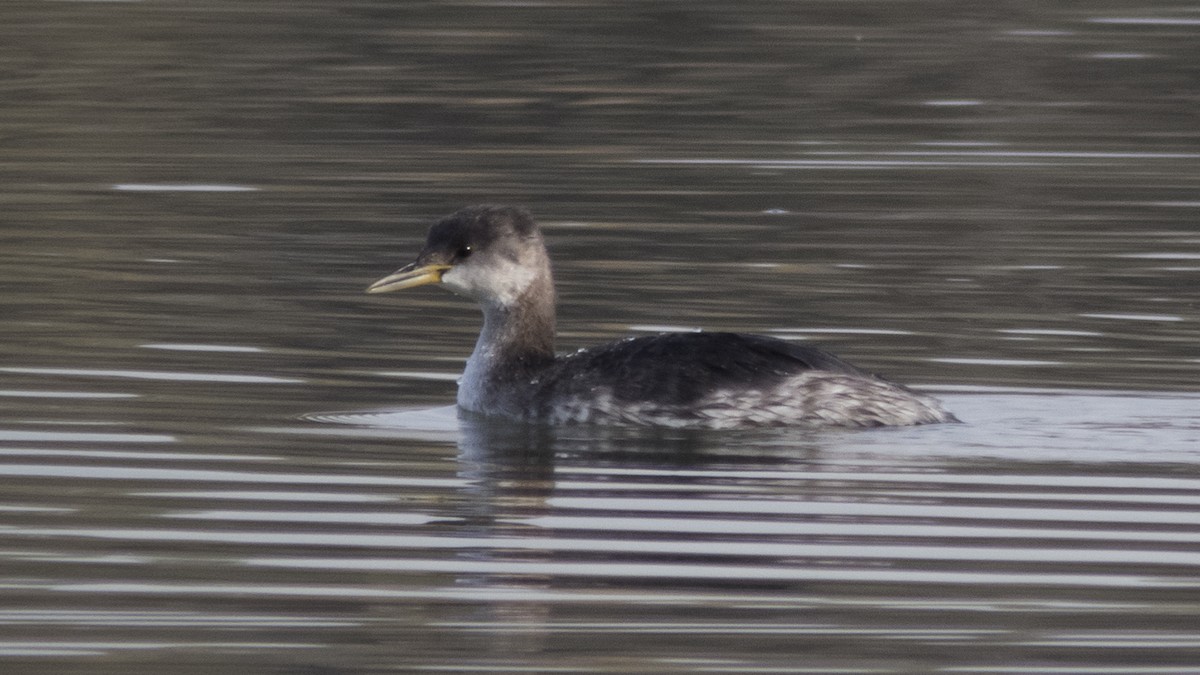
368,205,957,429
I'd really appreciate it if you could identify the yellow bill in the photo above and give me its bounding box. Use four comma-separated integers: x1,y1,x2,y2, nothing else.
366,263,452,294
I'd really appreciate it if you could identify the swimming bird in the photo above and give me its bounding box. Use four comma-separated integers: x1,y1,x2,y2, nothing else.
367,205,956,429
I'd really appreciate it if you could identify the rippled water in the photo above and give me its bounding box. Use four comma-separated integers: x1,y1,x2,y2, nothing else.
3,1,1200,672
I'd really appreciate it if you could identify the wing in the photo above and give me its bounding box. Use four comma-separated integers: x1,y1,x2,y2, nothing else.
539,332,875,407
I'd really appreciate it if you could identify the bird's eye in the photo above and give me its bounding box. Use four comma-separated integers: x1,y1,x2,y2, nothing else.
458,245,473,260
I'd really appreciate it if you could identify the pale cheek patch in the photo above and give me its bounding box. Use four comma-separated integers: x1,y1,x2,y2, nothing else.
443,259,538,307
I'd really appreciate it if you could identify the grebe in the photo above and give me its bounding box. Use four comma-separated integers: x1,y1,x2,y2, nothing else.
367,205,956,429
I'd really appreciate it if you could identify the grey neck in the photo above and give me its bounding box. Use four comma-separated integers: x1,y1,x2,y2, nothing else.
457,275,557,414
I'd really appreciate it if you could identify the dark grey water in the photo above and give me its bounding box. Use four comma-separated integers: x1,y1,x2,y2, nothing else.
3,1,1200,672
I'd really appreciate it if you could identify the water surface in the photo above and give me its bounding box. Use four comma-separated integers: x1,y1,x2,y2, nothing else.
2,1,1199,672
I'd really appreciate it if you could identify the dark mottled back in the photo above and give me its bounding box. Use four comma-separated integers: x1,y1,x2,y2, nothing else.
540,332,877,408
